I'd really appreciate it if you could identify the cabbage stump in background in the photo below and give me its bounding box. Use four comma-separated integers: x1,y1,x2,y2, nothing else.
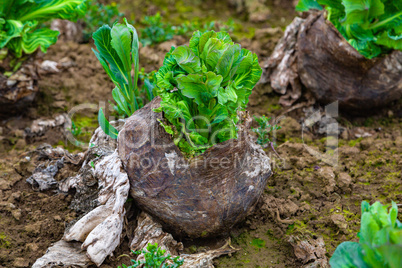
119,97,272,238
264,12,402,112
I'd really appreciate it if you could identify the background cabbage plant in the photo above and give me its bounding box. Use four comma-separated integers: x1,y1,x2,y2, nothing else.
0,0,87,58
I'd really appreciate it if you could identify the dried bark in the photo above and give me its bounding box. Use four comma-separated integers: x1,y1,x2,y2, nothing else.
119,97,272,238
263,17,305,106
264,12,402,113
0,59,39,117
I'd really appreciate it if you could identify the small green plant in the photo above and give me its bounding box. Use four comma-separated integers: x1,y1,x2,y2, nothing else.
330,200,402,268
139,12,236,46
251,115,281,147
93,19,153,139
139,12,176,47
81,0,123,42
296,0,402,59
155,30,262,156
69,120,82,137
0,0,87,58
118,243,184,268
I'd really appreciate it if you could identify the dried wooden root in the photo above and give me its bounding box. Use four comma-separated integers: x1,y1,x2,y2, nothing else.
63,150,130,266
32,240,92,268
180,243,237,268
130,212,184,258
131,212,238,268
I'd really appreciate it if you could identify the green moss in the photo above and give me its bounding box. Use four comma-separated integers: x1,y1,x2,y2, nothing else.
0,232,11,248
251,238,266,249
348,137,363,147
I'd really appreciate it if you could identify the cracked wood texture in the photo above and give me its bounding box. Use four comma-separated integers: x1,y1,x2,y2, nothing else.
119,97,272,238
297,13,402,112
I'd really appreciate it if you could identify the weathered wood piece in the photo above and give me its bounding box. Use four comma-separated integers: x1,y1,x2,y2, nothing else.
32,240,93,268
63,150,130,266
131,212,237,268
119,97,272,238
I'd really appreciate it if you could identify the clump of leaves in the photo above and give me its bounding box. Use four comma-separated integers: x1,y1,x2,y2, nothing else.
92,19,154,139
155,30,262,156
296,0,402,59
251,115,281,147
0,0,87,58
119,243,184,268
330,200,402,268
81,0,123,42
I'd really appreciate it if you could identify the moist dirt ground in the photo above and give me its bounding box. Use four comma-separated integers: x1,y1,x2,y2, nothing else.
0,0,401,267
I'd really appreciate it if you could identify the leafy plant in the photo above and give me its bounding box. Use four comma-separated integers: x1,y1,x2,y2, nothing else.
296,0,402,59
92,19,152,139
251,115,281,147
330,201,402,268
139,12,176,47
81,0,123,42
155,30,262,156
0,0,87,58
118,243,184,268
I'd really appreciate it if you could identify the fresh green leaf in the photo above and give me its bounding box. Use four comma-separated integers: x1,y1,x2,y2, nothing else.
296,0,323,11
98,108,118,139
329,241,368,268
172,46,202,74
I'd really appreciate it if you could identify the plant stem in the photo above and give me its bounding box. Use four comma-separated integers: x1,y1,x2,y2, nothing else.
367,11,402,30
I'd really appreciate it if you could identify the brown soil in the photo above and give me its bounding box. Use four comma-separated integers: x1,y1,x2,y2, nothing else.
1,0,401,267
